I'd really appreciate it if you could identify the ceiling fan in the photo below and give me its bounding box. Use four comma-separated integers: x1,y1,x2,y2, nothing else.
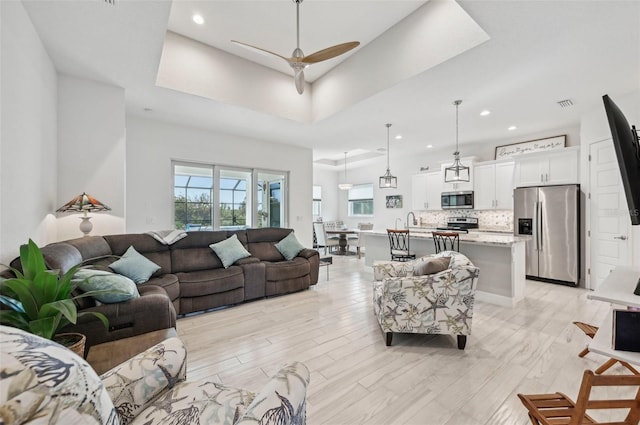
231,0,360,95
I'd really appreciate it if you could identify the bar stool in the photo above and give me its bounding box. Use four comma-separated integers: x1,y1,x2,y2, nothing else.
386,229,415,261
432,231,460,253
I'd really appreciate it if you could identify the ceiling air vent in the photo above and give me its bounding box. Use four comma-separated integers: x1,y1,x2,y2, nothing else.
556,99,574,108
102,0,116,5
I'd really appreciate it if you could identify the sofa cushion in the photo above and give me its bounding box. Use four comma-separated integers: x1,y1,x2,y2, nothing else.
265,257,310,281
109,246,161,284
176,267,244,298
413,256,451,276
142,273,180,302
209,234,252,268
246,228,292,261
275,232,305,260
170,231,232,272
103,234,171,276
73,268,140,303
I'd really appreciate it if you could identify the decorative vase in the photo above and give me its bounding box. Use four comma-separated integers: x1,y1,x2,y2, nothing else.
54,332,87,358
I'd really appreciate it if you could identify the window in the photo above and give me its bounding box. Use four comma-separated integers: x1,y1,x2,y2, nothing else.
173,162,288,230
348,184,374,216
219,169,251,230
312,185,322,217
173,164,213,231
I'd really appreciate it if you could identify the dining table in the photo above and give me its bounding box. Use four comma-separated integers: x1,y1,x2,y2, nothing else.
325,229,358,255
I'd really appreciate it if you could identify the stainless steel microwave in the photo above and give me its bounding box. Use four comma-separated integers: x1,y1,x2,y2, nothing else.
441,191,474,209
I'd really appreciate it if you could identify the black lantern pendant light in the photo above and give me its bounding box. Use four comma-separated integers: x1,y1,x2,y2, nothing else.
379,123,398,189
444,100,470,182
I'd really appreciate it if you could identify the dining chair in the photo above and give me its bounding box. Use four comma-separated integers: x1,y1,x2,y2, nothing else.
432,231,460,254
313,222,339,254
517,369,640,424
386,229,415,262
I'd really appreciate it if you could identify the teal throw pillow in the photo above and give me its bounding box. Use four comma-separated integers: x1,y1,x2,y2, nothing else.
275,231,305,261
109,245,161,284
72,268,139,303
209,234,251,268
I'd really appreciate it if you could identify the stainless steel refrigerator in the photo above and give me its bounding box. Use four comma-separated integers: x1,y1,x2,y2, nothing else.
514,184,580,286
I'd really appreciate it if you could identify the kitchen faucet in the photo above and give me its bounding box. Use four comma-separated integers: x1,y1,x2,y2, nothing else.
406,212,417,228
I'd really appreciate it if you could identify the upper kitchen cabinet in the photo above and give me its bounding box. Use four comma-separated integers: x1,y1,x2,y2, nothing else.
474,161,515,210
412,171,442,210
440,158,474,192
514,146,579,187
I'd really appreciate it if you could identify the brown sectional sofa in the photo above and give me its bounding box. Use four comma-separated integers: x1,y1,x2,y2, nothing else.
11,228,319,351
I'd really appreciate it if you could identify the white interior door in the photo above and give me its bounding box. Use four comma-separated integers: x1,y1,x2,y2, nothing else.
589,139,632,290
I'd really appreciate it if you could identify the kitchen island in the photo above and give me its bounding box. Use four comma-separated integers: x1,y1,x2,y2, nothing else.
363,229,528,307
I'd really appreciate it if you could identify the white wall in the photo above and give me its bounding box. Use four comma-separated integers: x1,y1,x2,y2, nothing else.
312,168,339,222
580,89,640,272
0,1,58,265
56,76,126,241
125,115,314,247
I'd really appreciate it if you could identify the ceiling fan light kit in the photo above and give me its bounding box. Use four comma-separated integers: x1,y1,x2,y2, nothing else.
231,0,360,95
379,123,398,189
444,99,471,183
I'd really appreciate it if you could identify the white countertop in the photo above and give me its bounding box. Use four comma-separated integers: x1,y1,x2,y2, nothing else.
367,229,528,246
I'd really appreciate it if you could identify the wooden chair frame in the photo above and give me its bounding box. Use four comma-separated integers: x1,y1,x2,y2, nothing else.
432,231,460,254
573,321,640,375
386,229,416,262
518,370,640,425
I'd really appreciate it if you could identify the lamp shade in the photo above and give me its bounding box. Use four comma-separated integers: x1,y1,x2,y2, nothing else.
56,193,110,237
56,192,111,213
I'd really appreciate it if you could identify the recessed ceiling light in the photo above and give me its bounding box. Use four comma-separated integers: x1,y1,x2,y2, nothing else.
395,135,402,140
508,126,517,131
480,110,491,116
426,144,433,149
192,14,204,25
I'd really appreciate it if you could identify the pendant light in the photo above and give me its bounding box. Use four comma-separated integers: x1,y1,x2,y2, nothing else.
338,151,353,190
379,123,398,188
444,99,470,183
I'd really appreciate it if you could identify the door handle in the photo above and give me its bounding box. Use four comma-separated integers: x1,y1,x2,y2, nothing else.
614,235,628,240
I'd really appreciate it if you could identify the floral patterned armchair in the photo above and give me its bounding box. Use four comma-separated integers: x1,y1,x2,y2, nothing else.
372,250,479,349
0,325,309,425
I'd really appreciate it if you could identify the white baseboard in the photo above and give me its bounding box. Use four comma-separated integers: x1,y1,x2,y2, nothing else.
476,290,523,308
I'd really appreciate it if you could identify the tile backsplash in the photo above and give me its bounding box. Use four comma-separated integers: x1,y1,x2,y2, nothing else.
418,209,514,232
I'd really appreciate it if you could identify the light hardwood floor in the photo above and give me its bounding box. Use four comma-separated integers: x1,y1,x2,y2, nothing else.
176,255,620,425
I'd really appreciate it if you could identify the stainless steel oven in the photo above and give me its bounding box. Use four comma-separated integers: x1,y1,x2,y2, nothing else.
441,191,474,209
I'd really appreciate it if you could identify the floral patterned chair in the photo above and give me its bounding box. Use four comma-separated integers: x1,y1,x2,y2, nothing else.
372,250,480,349
0,325,309,425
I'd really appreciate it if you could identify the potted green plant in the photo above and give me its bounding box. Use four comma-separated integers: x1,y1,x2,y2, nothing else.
0,239,110,356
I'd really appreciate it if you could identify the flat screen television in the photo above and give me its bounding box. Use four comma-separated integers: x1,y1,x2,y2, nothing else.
603,94,640,225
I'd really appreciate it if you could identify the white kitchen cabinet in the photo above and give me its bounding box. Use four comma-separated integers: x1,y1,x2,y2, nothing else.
474,161,515,210
411,171,442,210
514,147,579,187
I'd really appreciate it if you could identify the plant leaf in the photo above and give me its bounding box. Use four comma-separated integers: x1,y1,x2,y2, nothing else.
79,311,109,329
0,310,30,331
1,278,39,320
21,240,46,282
39,299,77,326
28,316,58,339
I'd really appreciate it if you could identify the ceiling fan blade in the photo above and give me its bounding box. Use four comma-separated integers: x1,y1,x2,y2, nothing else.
301,41,360,64
294,69,305,94
231,40,289,62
